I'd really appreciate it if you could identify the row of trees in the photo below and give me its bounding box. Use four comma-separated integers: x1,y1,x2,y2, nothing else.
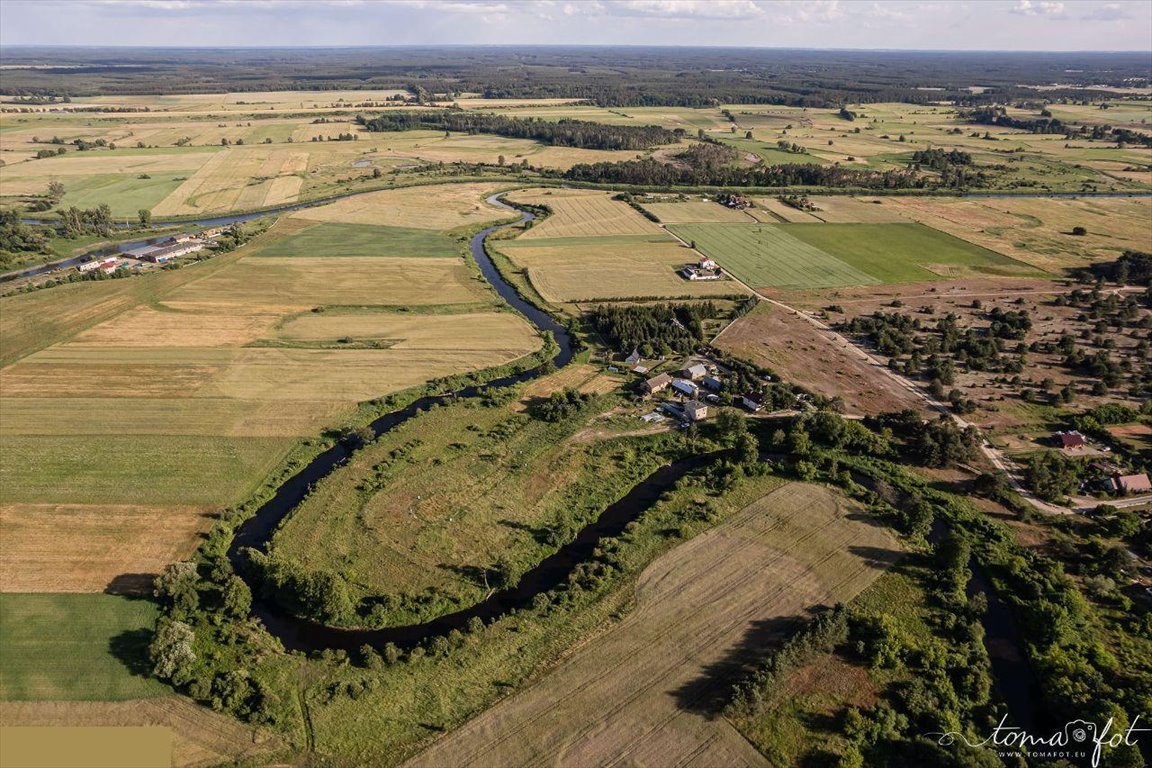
357,112,680,151
559,158,930,190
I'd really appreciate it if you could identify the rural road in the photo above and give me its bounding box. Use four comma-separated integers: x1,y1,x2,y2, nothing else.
677,226,1135,520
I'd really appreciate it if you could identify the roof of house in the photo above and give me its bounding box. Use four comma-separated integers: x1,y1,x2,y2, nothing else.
1059,431,1086,448
1116,473,1152,493
686,364,708,376
644,373,672,388
672,379,698,392
742,391,765,404
684,399,707,412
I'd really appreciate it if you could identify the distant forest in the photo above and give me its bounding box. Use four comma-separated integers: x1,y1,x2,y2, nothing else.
357,112,680,150
2,47,1149,107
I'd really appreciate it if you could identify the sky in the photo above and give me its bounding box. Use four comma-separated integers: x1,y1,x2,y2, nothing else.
0,0,1150,51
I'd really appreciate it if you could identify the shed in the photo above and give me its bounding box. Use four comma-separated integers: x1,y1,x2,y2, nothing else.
701,375,723,391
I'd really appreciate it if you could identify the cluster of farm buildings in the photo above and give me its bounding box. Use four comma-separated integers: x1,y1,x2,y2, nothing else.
1056,430,1152,496
634,357,767,427
74,230,223,276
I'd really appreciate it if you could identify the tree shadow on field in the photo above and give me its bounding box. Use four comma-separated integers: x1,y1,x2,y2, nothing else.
670,612,810,718
498,518,553,545
846,544,903,572
105,573,157,596
109,628,156,679
437,563,492,588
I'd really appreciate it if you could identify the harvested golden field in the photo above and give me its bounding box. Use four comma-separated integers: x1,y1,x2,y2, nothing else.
64,305,281,348
0,504,212,593
885,196,1152,271
150,147,308,216
506,188,664,239
276,310,538,350
0,698,278,768
293,182,511,229
716,302,925,417
497,237,744,303
170,256,486,306
749,197,823,223
641,201,756,223
0,151,210,178
804,196,913,223
407,482,899,768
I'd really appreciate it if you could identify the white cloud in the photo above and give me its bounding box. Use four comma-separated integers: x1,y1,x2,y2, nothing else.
1010,0,1068,18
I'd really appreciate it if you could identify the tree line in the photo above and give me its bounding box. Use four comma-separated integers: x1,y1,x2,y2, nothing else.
357,112,680,151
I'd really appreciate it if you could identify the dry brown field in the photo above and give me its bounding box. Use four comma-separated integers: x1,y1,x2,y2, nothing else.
0,698,279,768
0,504,213,593
496,237,744,303
716,302,925,416
505,188,665,239
406,482,899,768
885,196,1152,271
293,182,511,229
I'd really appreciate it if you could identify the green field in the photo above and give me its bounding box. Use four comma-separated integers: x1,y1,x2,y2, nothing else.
670,223,879,289
53,174,187,218
0,593,165,701
786,222,1040,282
0,434,295,506
250,222,461,258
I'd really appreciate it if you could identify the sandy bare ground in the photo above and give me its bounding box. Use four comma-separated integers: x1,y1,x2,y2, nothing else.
406,483,899,768
0,697,279,768
716,303,924,417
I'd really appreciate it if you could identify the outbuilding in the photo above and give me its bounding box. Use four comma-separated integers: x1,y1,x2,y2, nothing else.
671,379,699,398
740,392,765,412
642,373,672,394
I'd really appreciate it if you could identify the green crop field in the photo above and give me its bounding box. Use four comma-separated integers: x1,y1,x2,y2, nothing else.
249,222,461,259
0,593,166,701
785,222,1041,282
669,223,879,289
0,434,295,506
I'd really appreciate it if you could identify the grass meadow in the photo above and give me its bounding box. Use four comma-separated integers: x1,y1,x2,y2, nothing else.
0,593,166,701
248,222,460,258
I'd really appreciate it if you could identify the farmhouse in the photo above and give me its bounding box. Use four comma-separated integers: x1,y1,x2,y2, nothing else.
678,255,724,281
1057,430,1087,450
740,392,764,412
642,373,672,394
625,349,642,365
671,379,699,398
683,400,708,422
1112,472,1152,495
701,375,723,391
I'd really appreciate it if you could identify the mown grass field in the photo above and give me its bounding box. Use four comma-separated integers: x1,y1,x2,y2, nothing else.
408,482,900,768
0,593,166,701
786,222,1042,282
248,222,460,258
507,188,664,239
669,223,879,289
639,201,756,223
496,235,743,303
